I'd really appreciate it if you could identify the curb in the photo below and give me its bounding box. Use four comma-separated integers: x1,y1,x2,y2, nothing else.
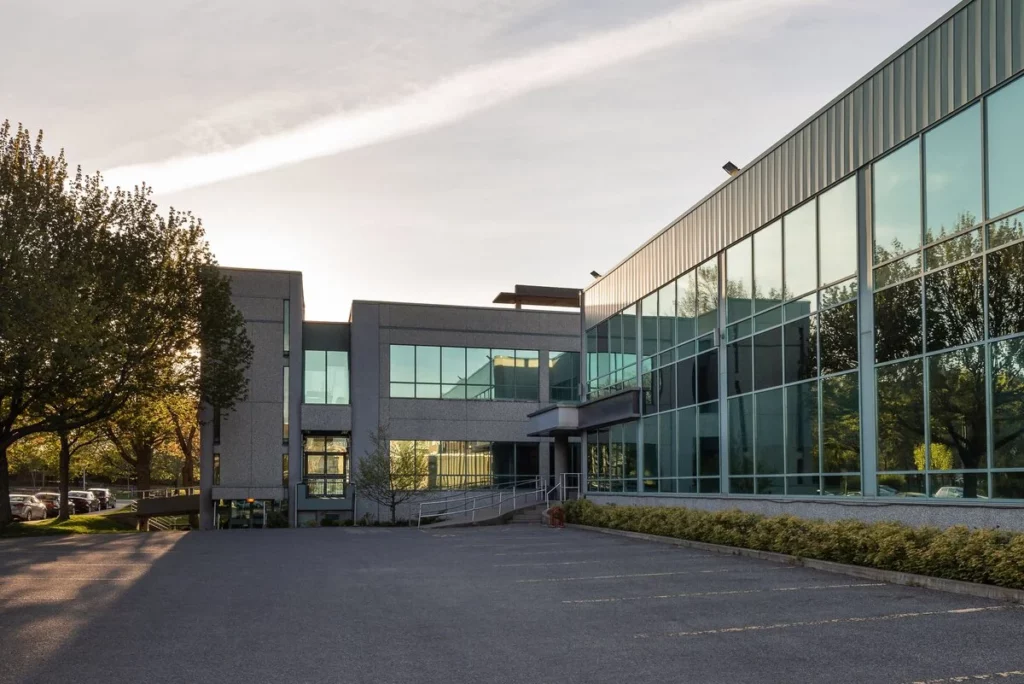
566,523,1024,605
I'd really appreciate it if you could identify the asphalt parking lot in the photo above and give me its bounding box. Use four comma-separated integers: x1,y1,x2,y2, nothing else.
1,525,1022,684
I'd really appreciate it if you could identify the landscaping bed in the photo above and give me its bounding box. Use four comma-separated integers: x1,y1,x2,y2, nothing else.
1,509,139,537
561,499,1024,590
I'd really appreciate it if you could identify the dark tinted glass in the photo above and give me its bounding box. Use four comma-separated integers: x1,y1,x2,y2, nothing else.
696,349,719,403
755,388,785,475
657,365,675,412
727,338,753,397
992,338,1024,468
642,372,656,414
819,301,858,375
924,257,983,352
785,381,818,474
875,279,922,362
875,358,925,472
753,327,783,390
728,395,753,475
928,345,987,471
783,315,818,383
987,242,1024,339
698,402,720,476
676,406,697,478
676,356,696,407
642,416,658,491
821,372,860,473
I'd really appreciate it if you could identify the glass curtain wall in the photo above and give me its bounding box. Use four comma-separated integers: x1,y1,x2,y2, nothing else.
549,351,581,402
387,440,542,489
390,345,540,401
873,79,1024,500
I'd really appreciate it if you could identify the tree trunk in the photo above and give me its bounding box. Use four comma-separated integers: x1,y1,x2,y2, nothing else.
136,446,153,531
58,431,72,521
0,441,12,530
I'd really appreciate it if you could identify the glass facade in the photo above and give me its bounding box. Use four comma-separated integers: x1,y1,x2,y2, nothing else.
303,434,349,497
388,440,541,490
581,74,1024,502
303,350,349,404
390,345,540,401
549,351,581,402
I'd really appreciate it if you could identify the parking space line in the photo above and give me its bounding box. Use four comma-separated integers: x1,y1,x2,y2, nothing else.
634,605,1013,639
451,542,565,549
903,668,1024,683
517,567,794,583
495,547,677,557
563,582,885,604
495,555,715,568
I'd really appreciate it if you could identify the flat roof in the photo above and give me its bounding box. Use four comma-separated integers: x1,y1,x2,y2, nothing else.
492,285,581,308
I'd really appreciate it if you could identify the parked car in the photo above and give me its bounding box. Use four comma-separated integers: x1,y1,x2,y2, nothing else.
33,492,66,517
10,494,48,521
88,488,116,510
67,490,100,513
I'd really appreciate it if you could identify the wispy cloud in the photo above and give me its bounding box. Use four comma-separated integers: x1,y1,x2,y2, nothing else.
104,0,817,194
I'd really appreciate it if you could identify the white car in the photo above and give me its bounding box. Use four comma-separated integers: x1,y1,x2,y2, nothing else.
933,486,963,498
10,494,48,521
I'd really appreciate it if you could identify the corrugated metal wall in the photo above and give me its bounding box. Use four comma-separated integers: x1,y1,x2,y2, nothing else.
584,0,1024,328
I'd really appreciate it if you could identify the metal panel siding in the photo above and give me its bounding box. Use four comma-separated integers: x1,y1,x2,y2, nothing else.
584,0,1024,328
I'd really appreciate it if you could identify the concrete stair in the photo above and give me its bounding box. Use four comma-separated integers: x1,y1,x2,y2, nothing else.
509,503,545,524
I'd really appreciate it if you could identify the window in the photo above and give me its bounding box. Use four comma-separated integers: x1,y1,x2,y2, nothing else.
304,350,349,404
987,77,1024,219
696,258,719,336
388,440,541,490
924,104,982,242
282,367,289,443
213,453,220,486
754,220,783,311
726,237,753,323
390,345,541,401
818,176,858,285
873,139,922,262
303,435,348,497
283,300,290,354
784,201,817,298
282,453,289,486
549,351,580,402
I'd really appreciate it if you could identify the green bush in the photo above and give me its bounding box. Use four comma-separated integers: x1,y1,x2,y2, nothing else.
561,500,1024,590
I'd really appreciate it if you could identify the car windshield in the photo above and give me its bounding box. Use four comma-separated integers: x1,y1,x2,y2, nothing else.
36,494,57,500
69,491,88,497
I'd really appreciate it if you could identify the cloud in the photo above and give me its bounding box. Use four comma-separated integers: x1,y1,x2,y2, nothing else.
103,0,818,194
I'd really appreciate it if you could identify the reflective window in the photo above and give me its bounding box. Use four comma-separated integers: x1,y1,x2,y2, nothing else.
696,349,718,403
390,345,416,383
784,201,817,298
924,258,983,352
466,348,492,398
875,252,920,289
754,220,783,311
676,271,697,343
676,356,696,408
326,351,349,404
283,300,290,354
925,229,983,270
727,237,753,323
818,176,858,285
641,293,658,359
657,365,675,413
876,359,925,472
696,258,719,336
875,279,922,363
728,395,753,475
698,403,720,476
549,351,580,402
873,139,922,262
992,338,1024,468
987,77,1024,219
304,350,326,404
642,415,658,492
658,281,676,352
753,327,783,390
821,372,859,473
987,242,1024,339
391,345,540,401
676,407,697,478
928,346,987,472
726,338,753,396
924,104,982,241
819,301,858,375
783,315,817,383
304,434,350,494
988,210,1024,250
755,389,784,475
785,380,818,475
416,346,441,384
659,412,676,490
441,347,466,385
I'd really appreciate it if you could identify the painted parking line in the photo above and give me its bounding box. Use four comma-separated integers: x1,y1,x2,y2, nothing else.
634,605,1014,639
563,582,885,604
904,668,1024,683
495,547,678,557
517,567,794,583
495,555,715,568
451,541,565,549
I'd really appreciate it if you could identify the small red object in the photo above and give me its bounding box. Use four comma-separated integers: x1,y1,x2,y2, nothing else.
549,507,565,528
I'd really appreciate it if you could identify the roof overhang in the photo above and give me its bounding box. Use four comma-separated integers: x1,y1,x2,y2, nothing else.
527,388,641,437
493,285,580,309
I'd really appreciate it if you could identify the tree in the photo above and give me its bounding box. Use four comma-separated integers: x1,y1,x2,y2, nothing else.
0,121,252,529
352,425,427,523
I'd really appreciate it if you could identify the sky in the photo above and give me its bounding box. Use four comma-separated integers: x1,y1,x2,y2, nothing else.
0,0,958,321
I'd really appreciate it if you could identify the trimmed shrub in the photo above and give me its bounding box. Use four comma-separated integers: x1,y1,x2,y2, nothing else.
560,500,1024,590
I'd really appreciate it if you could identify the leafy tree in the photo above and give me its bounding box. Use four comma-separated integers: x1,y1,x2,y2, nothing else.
0,121,252,529
352,425,427,523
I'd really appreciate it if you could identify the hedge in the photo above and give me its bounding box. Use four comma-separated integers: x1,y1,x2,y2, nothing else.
561,499,1024,590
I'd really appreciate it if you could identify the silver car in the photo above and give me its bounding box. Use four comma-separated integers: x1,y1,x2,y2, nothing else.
10,494,48,521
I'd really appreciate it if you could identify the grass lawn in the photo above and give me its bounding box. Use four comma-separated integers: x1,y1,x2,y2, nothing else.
1,509,138,538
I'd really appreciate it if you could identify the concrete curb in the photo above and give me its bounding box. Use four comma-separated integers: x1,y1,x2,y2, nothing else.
567,523,1024,605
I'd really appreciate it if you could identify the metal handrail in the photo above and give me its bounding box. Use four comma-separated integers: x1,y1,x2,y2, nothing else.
418,478,544,508
417,478,544,528
137,487,200,499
